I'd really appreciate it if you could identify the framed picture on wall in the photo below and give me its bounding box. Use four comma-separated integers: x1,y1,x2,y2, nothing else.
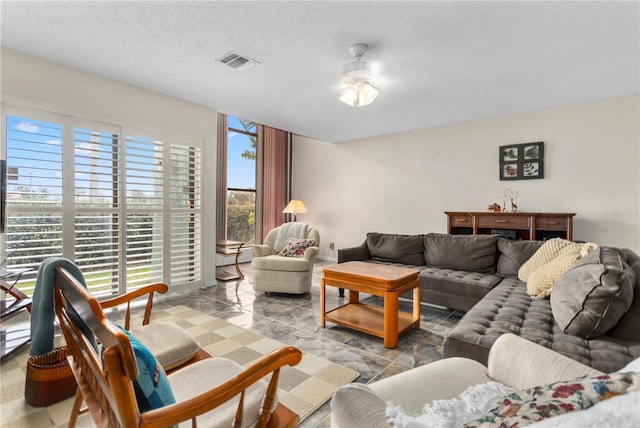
499,141,544,180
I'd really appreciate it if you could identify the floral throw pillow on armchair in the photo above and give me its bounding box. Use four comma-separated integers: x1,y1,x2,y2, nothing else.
278,238,315,257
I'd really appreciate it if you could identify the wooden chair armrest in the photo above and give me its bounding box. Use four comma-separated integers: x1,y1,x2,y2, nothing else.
1,282,30,301
1,282,32,314
99,283,169,330
141,346,303,428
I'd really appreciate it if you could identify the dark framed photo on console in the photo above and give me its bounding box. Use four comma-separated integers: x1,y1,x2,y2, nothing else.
499,141,544,180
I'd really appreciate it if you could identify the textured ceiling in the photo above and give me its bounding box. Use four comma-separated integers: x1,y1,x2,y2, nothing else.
1,1,638,143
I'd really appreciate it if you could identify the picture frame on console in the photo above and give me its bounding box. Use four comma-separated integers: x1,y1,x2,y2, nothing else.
499,141,544,180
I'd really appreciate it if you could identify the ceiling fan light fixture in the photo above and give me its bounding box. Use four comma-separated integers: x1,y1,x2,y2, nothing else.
342,60,373,79
339,43,379,107
339,85,358,105
339,79,378,107
359,81,379,105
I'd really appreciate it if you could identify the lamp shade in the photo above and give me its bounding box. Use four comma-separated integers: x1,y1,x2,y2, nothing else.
282,200,308,215
339,85,358,105
339,79,378,107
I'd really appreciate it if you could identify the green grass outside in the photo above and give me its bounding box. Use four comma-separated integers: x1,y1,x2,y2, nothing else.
12,265,157,297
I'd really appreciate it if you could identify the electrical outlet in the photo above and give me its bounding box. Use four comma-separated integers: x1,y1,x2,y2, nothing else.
329,242,335,250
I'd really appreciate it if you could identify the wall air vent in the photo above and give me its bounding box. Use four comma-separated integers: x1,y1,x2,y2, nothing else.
216,51,259,70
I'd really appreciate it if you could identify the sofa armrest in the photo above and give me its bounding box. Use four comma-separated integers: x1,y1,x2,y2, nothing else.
303,246,319,262
330,383,389,428
253,244,272,257
487,334,603,390
331,357,491,428
338,239,370,263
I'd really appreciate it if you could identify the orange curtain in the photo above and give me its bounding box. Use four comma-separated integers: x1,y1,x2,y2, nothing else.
260,125,291,240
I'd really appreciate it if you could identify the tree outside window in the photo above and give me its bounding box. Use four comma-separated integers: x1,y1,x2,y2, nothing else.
226,116,256,243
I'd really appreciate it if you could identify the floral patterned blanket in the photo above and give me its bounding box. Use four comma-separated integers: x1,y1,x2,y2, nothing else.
386,372,639,428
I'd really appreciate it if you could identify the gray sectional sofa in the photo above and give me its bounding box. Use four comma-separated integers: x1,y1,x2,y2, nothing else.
338,232,640,372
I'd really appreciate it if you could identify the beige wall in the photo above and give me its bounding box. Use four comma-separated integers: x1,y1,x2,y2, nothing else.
3,49,638,266
293,95,640,259
0,49,219,286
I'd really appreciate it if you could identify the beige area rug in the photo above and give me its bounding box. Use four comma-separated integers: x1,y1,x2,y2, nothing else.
0,305,359,427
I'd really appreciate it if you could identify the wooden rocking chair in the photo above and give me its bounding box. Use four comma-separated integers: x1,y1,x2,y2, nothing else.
53,265,302,428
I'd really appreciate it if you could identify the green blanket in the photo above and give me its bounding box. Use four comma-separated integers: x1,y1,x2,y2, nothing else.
29,257,87,356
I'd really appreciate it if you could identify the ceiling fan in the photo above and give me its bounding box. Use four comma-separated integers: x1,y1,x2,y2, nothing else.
338,43,379,107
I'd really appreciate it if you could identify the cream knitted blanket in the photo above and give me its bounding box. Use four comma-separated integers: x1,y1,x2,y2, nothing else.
518,238,598,298
274,222,308,253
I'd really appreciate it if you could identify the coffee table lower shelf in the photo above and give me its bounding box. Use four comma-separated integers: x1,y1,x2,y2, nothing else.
324,303,418,340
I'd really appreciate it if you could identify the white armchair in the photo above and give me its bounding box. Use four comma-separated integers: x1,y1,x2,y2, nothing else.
251,224,320,294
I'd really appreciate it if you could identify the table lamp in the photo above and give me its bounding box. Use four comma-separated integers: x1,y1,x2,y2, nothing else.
282,200,308,222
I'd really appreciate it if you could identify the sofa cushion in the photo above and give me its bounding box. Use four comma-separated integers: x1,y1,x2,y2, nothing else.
366,232,425,265
609,249,640,342
251,254,310,272
518,238,585,281
424,233,497,273
420,268,502,303
518,238,598,298
526,251,587,298
130,322,201,371
551,247,636,339
496,238,543,277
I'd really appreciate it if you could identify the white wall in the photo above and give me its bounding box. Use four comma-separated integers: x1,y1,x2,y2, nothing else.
293,95,640,259
0,49,219,286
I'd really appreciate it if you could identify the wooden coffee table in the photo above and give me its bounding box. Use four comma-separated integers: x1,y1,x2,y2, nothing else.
320,261,421,348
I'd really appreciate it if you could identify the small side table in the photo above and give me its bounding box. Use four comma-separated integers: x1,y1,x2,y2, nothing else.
216,240,246,281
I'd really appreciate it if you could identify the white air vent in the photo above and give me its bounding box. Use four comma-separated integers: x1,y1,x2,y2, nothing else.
216,51,259,70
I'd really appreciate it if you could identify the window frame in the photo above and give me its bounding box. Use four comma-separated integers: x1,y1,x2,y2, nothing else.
225,116,257,243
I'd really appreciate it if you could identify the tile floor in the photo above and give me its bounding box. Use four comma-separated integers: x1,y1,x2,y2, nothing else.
165,260,464,427
1,259,463,427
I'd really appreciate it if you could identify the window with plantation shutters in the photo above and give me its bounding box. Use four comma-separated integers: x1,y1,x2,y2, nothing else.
3,115,63,295
125,136,164,288
2,110,204,297
74,125,121,294
170,144,202,283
